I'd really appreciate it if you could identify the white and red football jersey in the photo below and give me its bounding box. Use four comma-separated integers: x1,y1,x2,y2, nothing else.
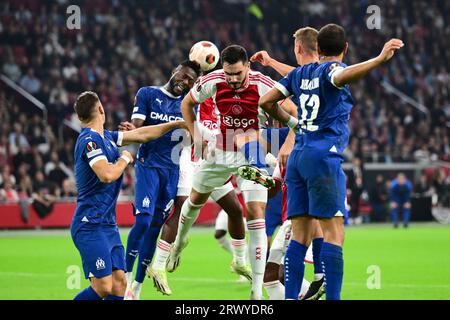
189,69,276,150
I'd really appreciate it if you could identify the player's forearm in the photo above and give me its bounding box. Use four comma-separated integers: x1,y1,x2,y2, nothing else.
268,59,295,77
99,159,128,183
122,121,185,144
332,57,383,88
260,99,293,127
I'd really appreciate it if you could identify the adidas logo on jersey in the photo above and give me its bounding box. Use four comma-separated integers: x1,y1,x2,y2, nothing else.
233,94,240,99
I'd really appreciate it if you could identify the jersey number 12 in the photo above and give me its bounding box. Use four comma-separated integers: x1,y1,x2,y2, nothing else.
299,93,320,132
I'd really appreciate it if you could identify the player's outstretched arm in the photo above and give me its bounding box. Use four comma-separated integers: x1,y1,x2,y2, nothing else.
259,88,299,130
332,38,404,88
250,51,295,77
91,150,133,184
121,121,187,145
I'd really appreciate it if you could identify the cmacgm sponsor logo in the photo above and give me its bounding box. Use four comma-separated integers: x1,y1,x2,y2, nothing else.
150,112,183,122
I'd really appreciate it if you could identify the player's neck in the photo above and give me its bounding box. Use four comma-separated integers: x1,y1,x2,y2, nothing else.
163,83,176,97
299,54,319,65
319,55,343,63
83,120,104,136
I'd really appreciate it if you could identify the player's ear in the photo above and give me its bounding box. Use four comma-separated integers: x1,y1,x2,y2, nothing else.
344,42,349,55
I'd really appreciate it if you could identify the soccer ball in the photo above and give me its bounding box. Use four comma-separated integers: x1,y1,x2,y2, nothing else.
189,41,220,72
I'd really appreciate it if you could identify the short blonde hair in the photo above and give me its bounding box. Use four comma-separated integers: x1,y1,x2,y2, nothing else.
293,27,318,54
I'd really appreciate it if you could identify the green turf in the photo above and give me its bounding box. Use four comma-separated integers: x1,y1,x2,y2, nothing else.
0,223,449,300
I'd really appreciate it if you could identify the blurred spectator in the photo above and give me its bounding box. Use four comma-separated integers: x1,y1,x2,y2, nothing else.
8,124,30,156
19,68,41,94
369,174,389,222
31,171,56,219
415,172,434,197
347,157,365,224
389,173,413,228
0,178,19,203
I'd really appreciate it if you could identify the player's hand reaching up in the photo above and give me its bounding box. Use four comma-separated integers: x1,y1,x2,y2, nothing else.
119,121,136,131
120,150,134,165
250,51,273,66
377,39,404,63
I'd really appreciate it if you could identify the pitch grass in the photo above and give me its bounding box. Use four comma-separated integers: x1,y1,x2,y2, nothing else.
0,223,449,300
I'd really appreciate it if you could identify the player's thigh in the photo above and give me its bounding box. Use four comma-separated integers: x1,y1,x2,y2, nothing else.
213,185,243,219
157,168,179,221
306,155,347,219
72,226,113,280
267,220,291,265
177,150,195,197
285,150,309,219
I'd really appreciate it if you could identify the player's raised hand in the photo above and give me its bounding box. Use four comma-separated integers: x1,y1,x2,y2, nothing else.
118,121,136,131
250,51,272,66
121,150,134,164
377,39,404,63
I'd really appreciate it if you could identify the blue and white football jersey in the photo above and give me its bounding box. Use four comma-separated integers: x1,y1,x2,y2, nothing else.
71,128,123,232
131,86,185,168
275,61,354,152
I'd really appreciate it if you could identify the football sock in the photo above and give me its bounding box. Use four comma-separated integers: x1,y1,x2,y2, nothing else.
125,213,152,272
152,239,171,271
247,219,268,299
284,240,307,300
131,280,142,300
321,242,343,300
104,295,123,300
125,272,133,287
174,198,203,248
216,234,233,254
241,141,267,169
390,207,399,226
403,208,411,226
135,219,161,283
231,238,247,264
264,280,284,300
312,237,324,279
74,286,103,300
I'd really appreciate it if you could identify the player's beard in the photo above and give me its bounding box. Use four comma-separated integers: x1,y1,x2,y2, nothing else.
169,77,188,96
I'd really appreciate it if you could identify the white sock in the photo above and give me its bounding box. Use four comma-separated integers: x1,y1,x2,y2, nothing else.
314,273,324,281
125,272,133,288
264,280,284,300
247,219,268,299
230,238,247,264
152,239,171,271
217,235,233,254
131,280,142,300
174,198,202,248
298,278,311,299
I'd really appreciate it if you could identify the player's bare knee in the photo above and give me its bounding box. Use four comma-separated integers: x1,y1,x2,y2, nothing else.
92,278,113,297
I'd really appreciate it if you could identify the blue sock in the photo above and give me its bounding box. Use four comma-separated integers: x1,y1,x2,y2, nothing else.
125,214,152,272
403,208,411,226
241,141,266,168
104,295,123,300
390,207,399,226
312,237,324,275
135,212,163,283
284,240,308,300
321,242,343,300
74,286,103,300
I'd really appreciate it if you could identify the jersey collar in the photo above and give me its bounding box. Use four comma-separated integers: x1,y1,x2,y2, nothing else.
160,87,181,99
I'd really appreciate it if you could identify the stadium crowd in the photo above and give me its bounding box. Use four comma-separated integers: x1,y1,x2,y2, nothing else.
0,0,449,218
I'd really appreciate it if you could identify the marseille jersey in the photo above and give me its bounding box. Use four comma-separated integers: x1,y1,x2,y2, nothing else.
275,61,354,151
71,128,123,231
131,86,185,168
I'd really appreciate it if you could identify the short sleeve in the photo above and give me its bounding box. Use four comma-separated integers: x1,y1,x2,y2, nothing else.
107,130,123,147
131,87,151,121
325,62,346,89
189,75,217,104
81,133,108,167
274,69,296,97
